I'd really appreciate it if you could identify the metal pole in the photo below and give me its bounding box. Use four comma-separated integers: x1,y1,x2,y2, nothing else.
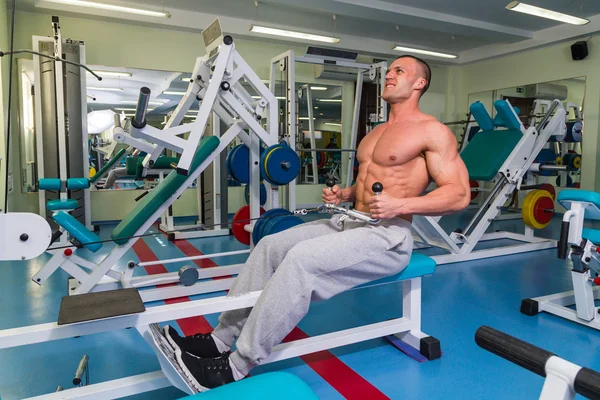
463,176,507,236
133,87,151,128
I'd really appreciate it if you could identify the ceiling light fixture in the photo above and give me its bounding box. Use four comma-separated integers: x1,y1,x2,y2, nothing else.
249,25,340,44
506,2,589,25
392,45,457,59
87,70,132,78
318,99,343,103
87,87,123,91
121,100,165,106
324,122,342,126
42,0,171,18
310,86,328,91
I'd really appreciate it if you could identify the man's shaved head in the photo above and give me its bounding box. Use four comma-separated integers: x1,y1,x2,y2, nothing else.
395,55,431,97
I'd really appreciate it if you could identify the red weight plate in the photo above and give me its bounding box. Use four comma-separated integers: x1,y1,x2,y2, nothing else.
232,205,265,245
534,195,554,225
538,183,556,200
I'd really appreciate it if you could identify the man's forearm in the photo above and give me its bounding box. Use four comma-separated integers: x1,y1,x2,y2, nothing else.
393,186,469,216
341,185,357,202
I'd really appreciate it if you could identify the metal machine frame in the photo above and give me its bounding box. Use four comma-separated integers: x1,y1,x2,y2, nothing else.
32,18,93,243
269,50,387,199
413,99,567,265
32,21,279,301
522,194,600,330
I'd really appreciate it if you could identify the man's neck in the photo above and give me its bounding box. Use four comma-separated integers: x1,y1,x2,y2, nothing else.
388,99,421,124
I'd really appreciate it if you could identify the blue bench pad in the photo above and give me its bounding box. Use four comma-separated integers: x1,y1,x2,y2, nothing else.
47,199,79,211
583,228,600,244
53,211,102,252
461,129,522,181
178,372,318,400
558,190,600,211
356,253,435,289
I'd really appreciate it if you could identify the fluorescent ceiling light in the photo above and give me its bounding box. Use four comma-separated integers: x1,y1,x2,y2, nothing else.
120,100,165,106
325,122,342,127
163,91,186,95
42,0,170,18
249,25,340,44
506,2,589,25
311,86,328,91
392,45,457,59
114,107,154,111
318,99,342,103
87,87,123,91
87,70,132,78
314,107,319,109
298,117,316,120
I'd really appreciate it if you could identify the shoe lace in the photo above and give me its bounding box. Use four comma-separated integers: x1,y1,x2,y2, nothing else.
204,355,230,370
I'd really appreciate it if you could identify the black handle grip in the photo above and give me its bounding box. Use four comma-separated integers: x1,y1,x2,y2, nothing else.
326,178,336,189
558,221,570,259
475,326,555,378
132,87,151,129
134,191,149,202
372,182,383,194
575,367,600,400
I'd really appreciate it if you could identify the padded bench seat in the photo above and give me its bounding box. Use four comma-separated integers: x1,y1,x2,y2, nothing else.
558,190,600,215
177,372,318,400
460,129,522,181
355,253,436,289
112,136,220,245
53,211,102,252
47,199,79,211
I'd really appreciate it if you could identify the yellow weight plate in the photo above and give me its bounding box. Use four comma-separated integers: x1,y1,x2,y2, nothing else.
262,147,279,182
573,156,581,169
522,190,537,229
523,190,553,229
555,156,563,166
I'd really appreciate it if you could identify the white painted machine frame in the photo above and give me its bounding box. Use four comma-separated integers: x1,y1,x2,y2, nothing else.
1,268,434,399
523,196,600,330
413,99,567,265
31,29,279,302
32,24,93,247
269,50,387,203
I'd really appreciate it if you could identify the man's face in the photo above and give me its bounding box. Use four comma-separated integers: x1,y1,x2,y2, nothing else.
382,58,424,103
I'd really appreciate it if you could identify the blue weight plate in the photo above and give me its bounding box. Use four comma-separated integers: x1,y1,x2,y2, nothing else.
226,145,241,182
252,208,290,245
244,183,267,206
261,144,301,186
566,121,583,143
230,144,250,184
261,215,304,242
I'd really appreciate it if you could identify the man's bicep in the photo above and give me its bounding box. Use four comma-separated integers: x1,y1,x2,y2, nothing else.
425,130,469,188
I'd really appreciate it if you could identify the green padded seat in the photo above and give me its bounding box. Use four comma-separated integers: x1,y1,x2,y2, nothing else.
177,372,318,400
460,129,522,181
126,155,180,177
47,199,79,211
112,136,220,245
53,211,102,252
355,253,435,289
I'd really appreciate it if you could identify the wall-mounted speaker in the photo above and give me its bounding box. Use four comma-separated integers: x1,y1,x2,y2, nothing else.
571,41,588,60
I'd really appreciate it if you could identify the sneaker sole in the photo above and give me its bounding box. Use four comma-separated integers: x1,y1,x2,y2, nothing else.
175,347,210,393
163,325,180,353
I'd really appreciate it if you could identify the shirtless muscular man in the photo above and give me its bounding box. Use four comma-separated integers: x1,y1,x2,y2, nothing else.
163,55,471,392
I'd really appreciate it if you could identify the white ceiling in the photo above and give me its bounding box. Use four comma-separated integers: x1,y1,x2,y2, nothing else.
19,0,600,65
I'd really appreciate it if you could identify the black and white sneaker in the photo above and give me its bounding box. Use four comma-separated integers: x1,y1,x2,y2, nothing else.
163,325,224,359
175,347,236,391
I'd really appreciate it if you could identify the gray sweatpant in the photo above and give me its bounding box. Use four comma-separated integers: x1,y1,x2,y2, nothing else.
212,213,413,375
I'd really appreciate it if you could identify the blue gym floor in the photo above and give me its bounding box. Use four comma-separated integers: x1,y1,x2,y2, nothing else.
1,209,599,399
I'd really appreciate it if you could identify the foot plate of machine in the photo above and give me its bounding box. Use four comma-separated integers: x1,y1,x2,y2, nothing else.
58,288,145,325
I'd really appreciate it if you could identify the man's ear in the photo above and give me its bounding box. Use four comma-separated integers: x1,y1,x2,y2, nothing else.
414,77,426,91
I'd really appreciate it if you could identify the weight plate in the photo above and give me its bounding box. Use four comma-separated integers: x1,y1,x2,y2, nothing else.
522,190,537,229
244,183,267,206
533,192,554,227
252,208,290,245
230,144,250,184
261,215,304,242
232,205,265,245
566,121,583,143
538,183,556,200
261,144,301,186
226,145,241,182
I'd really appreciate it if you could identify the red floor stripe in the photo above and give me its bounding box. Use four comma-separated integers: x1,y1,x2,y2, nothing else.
131,239,213,336
284,327,390,400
